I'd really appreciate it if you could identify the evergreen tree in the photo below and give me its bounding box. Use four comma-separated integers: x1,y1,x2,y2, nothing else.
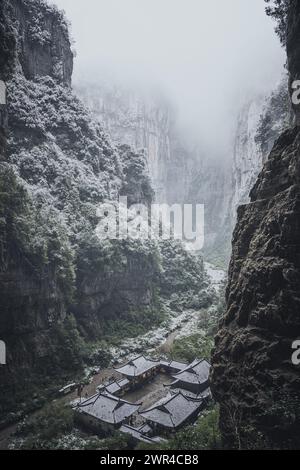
265,0,289,46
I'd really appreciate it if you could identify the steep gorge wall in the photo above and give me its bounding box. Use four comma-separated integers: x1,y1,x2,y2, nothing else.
78,80,291,265
0,0,15,157
211,0,300,449
77,82,233,257
0,0,210,422
0,0,160,420
77,83,179,204
231,79,291,220
0,0,95,419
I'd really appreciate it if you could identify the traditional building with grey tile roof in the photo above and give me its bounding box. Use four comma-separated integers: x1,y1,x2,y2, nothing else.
160,359,188,374
97,378,130,397
169,386,211,400
75,392,140,435
170,359,211,394
114,355,160,382
140,392,204,434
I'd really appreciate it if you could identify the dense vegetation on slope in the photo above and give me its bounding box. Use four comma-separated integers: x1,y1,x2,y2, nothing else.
0,0,212,426
265,0,289,45
255,78,291,156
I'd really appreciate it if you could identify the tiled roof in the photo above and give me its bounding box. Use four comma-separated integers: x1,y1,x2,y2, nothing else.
140,392,203,429
98,378,130,395
169,386,211,399
169,361,188,371
76,392,140,424
115,355,160,377
160,360,188,372
172,359,210,385
169,388,198,398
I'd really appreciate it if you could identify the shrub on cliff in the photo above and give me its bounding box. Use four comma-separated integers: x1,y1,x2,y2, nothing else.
0,166,75,300
159,239,210,299
170,334,214,363
12,402,74,450
265,0,289,45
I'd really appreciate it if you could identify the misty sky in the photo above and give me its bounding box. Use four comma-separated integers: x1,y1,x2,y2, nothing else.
52,0,285,155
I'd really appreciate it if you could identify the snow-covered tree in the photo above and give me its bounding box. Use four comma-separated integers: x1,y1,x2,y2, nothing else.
265,0,289,46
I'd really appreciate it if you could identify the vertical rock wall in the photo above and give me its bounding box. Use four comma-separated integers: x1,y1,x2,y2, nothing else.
211,0,300,449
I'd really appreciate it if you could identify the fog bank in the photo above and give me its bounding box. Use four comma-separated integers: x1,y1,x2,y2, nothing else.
52,0,285,155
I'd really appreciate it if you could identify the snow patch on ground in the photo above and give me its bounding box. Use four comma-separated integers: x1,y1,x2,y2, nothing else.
204,262,225,291
109,307,201,361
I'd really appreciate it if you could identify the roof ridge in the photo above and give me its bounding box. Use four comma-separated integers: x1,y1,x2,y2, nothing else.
194,358,211,367
141,354,160,363
173,358,210,377
115,354,143,369
160,392,181,406
104,391,142,406
142,392,182,413
113,398,125,411
177,390,191,400
157,404,171,414
79,393,99,407
76,391,108,409
129,356,142,366
187,359,203,370
99,392,120,403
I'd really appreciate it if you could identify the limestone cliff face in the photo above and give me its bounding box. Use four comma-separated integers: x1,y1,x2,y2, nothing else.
77,83,172,203
231,99,266,216
78,80,291,265
230,79,291,223
0,0,209,422
287,0,300,124
77,82,233,257
0,0,15,157
0,0,161,420
211,1,300,450
10,0,73,84
0,0,78,421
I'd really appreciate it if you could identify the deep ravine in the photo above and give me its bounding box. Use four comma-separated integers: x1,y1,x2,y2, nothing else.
1,0,297,452
0,260,224,450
